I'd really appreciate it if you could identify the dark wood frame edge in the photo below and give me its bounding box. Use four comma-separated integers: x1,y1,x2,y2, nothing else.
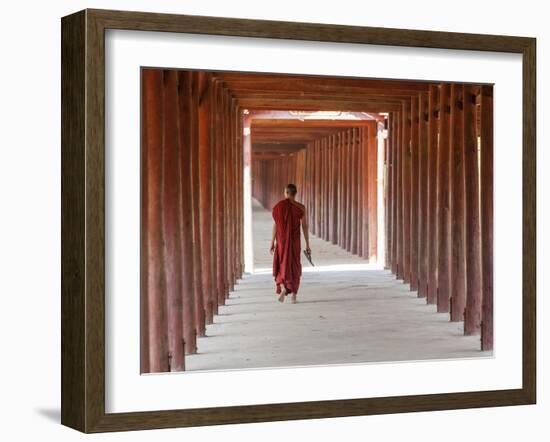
61,8,536,433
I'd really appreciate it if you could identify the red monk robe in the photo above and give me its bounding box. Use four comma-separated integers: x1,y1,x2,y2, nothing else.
272,198,305,296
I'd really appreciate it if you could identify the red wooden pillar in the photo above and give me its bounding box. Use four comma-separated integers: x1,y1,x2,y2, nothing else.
480,85,493,350
410,96,420,290
449,83,467,322
140,72,151,373
214,84,226,306
418,93,429,298
350,129,358,254
357,130,364,257
198,73,214,324
322,138,328,240
331,134,338,244
390,113,398,274
340,132,346,248
346,129,353,252
402,101,411,283
314,141,320,236
395,109,403,279
386,115,394,268
427,85,439,304
339,132,346,247
162,70,196,360
325,137,331,241
225,94,235,293
367,122,378,262
362,125,368,258
315,141,321,237
463,85,482,335
238,110,244,277
224,94,232,295
437,83,452,313
190,72,206,337
142,69,169,373
338,132,345,248
162,70,186,370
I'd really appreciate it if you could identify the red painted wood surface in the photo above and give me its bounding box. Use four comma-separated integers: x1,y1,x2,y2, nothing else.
463,85,482,335
177,71,198,354
162,70,186,369
410,96,419,290
401,101,411,283
198,72,215,324
142,69,169,373
426,86,439,304
190,72,206,337
449,84,467,322
361,127,369,258
367,123,378,262
417,93,429,298
395,111,403,279
480,85,494,350
436,83,452,313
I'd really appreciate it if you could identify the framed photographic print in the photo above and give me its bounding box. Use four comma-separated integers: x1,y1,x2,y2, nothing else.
61,8,536,433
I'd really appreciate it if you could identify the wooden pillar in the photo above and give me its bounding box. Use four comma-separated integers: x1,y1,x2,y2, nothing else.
437,83,452,313
351,129,358,254
346,129,353,252
367,122,378,262
410,96,419,288
190,73,206,337
162,70,195,362
322,138,328,240
325,137,331,241
238,110,244,277
142,69,169,373
386,114,394,268
214,84,226,306
198,73,214,324
449,83,467,322
395,110,403,279
390,113,398,274
341,131,348,250
175,70,197,354
224,96,232,290
331,134,338,244
418,92,429,298
356,130,364,257
315,141,321,235
162,70,186,370
402,101,411,283
338,132,345,247
427,85,439,304
480,85,493,350
463,85,482,335
141,72,151,373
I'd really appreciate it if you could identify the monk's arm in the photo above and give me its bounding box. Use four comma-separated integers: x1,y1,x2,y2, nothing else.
270,222,276,253
301,209,311,252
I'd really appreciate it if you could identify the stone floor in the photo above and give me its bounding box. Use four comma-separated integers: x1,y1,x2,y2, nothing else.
185,198,491,371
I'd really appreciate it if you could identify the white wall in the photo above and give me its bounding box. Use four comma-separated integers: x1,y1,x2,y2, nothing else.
0,0,546,440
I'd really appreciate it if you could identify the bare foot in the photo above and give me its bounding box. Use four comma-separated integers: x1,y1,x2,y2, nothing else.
278,287,287,303
291,293,297,304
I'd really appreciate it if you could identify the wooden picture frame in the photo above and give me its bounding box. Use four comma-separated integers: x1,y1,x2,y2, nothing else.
61,8,536,433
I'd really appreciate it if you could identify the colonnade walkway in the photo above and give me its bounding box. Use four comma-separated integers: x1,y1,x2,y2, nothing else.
185,198,486,371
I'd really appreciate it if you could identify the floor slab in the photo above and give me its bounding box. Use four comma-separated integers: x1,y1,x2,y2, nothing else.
185,198,491,372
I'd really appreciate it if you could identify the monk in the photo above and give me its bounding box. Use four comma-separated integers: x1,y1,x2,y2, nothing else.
270,183,311,304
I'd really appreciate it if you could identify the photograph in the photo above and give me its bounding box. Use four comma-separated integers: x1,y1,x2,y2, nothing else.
140,68,494,374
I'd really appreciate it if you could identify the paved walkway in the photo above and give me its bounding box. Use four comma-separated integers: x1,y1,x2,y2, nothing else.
185,198,490,371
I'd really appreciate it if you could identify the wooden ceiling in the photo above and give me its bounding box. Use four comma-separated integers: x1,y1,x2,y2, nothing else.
250,118,375,159
210,71,434,159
